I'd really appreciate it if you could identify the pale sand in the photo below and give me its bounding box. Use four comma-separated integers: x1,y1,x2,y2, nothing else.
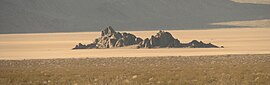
0,28,270,60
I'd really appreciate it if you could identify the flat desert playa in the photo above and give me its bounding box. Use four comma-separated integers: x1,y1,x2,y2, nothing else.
0,28,270,60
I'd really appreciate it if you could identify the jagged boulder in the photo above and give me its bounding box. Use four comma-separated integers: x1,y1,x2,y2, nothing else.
142,38,151,48
92,26,142,48
73,43,87,49
171,39,181,47
167,40,181,48
86,43,97,49
96,36,109,48
73,43,96,49
187,40,218,48
150,35,159,47
135,37,143,44
122,33,137,46
115,38,124,47
79,26,140,49
157,31,175,47
108,38,117,48
143,30,177,48
101,26,116,36
112,32,122,39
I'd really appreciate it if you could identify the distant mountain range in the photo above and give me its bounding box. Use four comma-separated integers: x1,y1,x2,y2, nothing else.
0,0,270,33
232,0,270,4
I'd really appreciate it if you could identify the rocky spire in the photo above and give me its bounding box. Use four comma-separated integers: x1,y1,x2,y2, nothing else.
101,26,116,36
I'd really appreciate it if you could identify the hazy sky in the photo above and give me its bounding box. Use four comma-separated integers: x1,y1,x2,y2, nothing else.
0,0,270,33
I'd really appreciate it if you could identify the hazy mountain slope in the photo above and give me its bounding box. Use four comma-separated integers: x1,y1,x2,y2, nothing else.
211,19,270,28
0,0,270,33
232,0,270,4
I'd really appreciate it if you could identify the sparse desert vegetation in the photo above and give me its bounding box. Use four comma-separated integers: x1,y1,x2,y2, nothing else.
0,54,269,85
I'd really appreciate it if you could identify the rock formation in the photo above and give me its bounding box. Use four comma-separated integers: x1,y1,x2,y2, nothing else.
73,26,143,49
142,30,181,48
73,26,220,49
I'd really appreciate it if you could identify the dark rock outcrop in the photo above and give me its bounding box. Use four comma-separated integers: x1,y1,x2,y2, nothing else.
73,26,142,49
73,26,220,49
73,43,97,49
143,30,179,48
187,40,219,48
135,37,143,45
101,26,116,36
142,38,151,48
115,38,124,47
122,33,137,46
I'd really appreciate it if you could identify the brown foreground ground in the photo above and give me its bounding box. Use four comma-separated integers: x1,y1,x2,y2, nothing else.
0,54,269,85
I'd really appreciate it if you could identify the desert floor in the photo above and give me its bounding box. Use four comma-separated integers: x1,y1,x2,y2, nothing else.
0,28,270,59
0,28,270,84
0,54,269,85
0,28,270,60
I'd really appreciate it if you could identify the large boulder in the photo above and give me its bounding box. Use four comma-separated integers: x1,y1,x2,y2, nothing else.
187,40,218,48
115,38,124,47
142,38,151,48
101,26,116,36
135,37,143,44
150,35,159,47
145,30,177,48
86,43,97,49
108,38,117,48
73,43,97,49
73,43,87,49
122,33,137,46
96,36,109,48
167,39,181,48
111,32,122,39
173,39,181,47
204,43,219,48
95,27,143,48
156,31,175,47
